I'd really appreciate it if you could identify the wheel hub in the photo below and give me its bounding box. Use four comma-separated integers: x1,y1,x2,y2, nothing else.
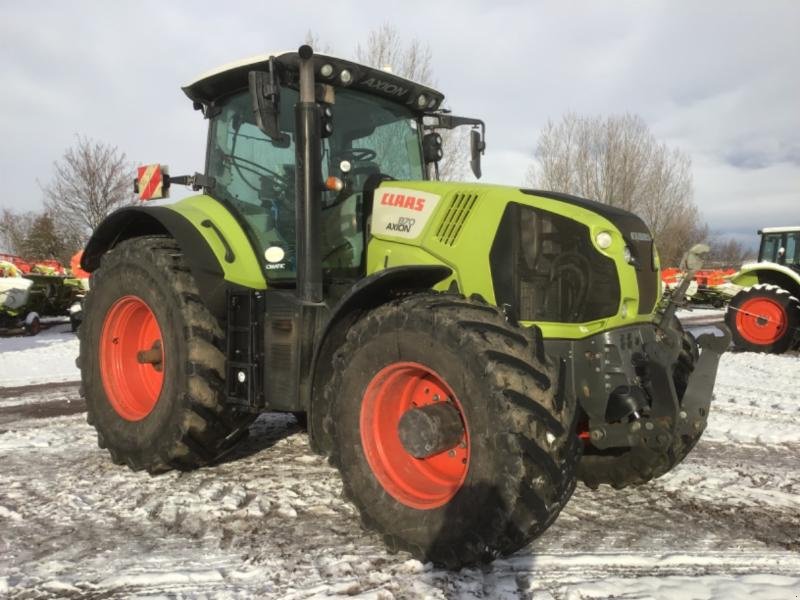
99,295,165,421
360,362,469,510
736,296,787,345
397,400,465,459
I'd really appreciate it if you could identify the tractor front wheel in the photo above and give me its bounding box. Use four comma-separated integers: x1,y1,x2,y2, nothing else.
725,284,800,354
79,236,254,473
325,294,578,568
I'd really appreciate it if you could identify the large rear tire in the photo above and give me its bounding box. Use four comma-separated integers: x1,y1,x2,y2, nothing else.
325,294,578,568
725,284,800,354
79,236,254,473
578,322,703,489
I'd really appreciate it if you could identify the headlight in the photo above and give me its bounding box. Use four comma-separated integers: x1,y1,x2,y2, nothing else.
596,231,613,250
623,245,633,264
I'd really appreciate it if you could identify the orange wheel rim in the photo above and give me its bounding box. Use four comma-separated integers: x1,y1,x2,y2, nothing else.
736,296,787,345
360,362,469,510
99,295,165,421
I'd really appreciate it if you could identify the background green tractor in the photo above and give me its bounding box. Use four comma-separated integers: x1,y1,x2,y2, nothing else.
725,227,800,353
78,46,728,567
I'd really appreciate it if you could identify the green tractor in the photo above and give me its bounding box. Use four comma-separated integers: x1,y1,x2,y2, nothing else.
725,227,800,353
79,46,729,567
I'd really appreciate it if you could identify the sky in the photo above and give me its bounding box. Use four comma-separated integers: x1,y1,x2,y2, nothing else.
1,1,798,250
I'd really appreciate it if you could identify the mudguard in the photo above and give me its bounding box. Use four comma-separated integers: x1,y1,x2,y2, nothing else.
82,197,266,317
730,262,800,294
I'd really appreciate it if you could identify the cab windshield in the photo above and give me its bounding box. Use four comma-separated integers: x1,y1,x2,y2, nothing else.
760,231,800,267
207,86,424,281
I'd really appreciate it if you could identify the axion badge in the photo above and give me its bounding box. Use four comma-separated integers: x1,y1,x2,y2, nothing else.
371,187,441,240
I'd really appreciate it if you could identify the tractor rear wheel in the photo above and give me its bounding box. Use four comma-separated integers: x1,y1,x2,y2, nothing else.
79,236,254,473
578,322,703,489
725,284,800,354
325,294,578,568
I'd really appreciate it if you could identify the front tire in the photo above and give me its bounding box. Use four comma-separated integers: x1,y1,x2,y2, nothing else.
325,294,578,568
725,284,800,353
80,236,253,473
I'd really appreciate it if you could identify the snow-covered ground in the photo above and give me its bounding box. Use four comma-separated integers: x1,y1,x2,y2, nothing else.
0,320,79,388
1,322,798,599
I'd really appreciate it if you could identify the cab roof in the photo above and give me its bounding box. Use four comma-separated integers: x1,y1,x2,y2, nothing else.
182,50,445,113
759,227,800,234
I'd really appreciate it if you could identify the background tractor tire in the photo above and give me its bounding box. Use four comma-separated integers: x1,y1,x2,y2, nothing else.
325,293,578,568
725,284,800,354
79,236,254,473
578,323,703,489
24,313,41,336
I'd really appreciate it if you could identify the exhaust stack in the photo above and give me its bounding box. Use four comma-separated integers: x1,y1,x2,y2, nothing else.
294,45,323,303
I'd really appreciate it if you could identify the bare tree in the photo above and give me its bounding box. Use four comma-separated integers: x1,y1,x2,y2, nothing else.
526,113,706,266
0,209,36,256
42,136,136,242
355,23,470,181
705,235,753,268
304,30,332,54
356,24,435,86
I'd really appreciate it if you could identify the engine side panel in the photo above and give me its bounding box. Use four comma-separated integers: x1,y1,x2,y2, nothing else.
366,181,654,340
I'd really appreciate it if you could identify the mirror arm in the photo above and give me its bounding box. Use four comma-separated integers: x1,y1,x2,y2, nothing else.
426,113,487,179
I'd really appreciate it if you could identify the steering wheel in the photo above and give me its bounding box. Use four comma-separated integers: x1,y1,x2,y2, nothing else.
339,148,377,162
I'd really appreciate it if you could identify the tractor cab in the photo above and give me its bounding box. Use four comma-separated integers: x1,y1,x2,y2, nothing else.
182,51,482,290
758,226,800,271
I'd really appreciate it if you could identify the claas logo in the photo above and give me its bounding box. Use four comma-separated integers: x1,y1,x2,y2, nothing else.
380,192,426,212
135,164,167,201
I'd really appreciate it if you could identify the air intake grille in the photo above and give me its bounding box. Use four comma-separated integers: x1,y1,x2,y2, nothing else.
435,193,478,246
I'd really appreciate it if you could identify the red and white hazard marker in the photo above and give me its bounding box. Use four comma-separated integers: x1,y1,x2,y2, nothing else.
137,164,165,201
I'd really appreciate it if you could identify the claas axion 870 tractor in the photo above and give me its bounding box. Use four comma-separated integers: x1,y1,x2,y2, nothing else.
79,46,729,567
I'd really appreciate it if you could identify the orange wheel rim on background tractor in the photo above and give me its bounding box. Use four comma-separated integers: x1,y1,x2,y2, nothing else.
360,362,470,510
736,296,787,346
99,295,165,421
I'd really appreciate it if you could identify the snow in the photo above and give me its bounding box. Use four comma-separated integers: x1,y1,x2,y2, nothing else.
1,317,799,598
0,321,79,387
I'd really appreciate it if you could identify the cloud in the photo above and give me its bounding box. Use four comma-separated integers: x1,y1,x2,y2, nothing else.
0,0,797,241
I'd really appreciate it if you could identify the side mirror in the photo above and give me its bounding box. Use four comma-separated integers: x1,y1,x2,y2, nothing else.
470,128,485,179
248,61,289,147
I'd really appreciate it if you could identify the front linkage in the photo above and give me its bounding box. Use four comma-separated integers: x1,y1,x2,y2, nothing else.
550,315,729,490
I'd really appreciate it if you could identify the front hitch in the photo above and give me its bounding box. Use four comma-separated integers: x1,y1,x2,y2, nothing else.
674,324,731,437
586,322,730,451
